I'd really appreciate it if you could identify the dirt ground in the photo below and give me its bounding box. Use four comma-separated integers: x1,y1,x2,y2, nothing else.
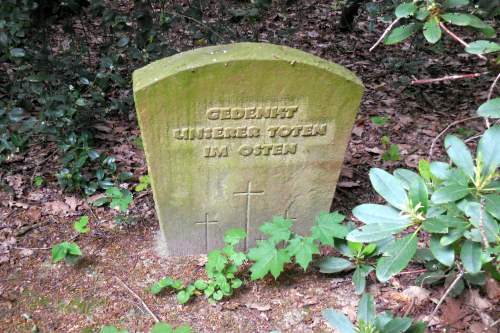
1,1,499,332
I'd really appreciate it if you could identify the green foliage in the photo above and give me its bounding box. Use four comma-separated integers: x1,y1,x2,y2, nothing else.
347,125,500,282
381,136,401,162
51,241,82,264
151,228,247,304
73,216,90,234
33,175,43,187
383,0,496,47
93,187,133,212
478,98,500,118
248,212,346,280
100,326,128,333
323,292,425,333
135,175,151,192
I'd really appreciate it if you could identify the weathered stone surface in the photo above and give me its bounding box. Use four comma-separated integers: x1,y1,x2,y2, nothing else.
133,43,363,256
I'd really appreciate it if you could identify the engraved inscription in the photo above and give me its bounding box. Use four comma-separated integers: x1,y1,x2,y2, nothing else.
234,181,264,251
195,213,219,253
171,105,329,158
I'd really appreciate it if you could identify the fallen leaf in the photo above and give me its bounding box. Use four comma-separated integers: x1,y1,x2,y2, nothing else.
467,289,492,311
402,286,430,305
485,278,500,300
43,201,70,216
246,303,271,311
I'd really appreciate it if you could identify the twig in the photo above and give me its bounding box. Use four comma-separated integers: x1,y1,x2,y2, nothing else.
487,72,500,101
429,269,464,321
478,198,490,249
14,246,50,250
397,268,427,275
114,276,159,323
369,18,401,52
484,318,500,332
411,73,485,85
429,116,482,160
439,22,487,61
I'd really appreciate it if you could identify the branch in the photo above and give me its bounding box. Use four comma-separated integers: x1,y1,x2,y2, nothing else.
370,18,401,52
429,269,464,321
411,73,485,85
115,276,160,323
429,116,482,160
487,72,500,101
478,198,490,249
439,22,487,61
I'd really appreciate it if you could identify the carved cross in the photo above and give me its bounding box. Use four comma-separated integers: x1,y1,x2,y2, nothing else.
234,181,264,251
195,213,219,253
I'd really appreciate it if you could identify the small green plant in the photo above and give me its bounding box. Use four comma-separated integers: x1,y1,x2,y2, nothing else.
33,175,44,187
318,240,378,294
135,175,151,192
151,228,247,304
248,212,348,280
370,116,388,126
73,216,90,234
323,293,426,333
93,187,133,212
51,241,82,264
381,135,401,161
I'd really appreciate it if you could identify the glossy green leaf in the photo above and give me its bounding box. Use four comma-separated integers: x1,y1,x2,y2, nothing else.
394,169,420,189
478,98,500,118
422,218,448,234
444,0,469,8
423,17,442,43
376,233,418,282
409,177,429,212
322,309,356,333
357,293,376,324
287,237,319,271
440,227,466,246
347,223,409,243
431,183,469,204
430,235,454,266
384,23,421,45
395,2,417,18
460,240,482,273
441,13,471,26
477,125,500,175
430,161,452,180
484,194,500,220
466,41,500,55
317,257,354,273
352,265,373,294
369,168,409,210
444,134,474,178
353,204,409,225
383,317,412,333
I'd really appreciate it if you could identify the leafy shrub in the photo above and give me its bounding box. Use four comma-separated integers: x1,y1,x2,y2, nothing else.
323,292,426,333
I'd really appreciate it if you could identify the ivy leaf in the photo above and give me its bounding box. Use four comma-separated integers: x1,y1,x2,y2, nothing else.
317,257,355,274
286,236,319,271
395,2,417,18
478,98,500,118
460,240,482,273
477,125,500,176
73,216,90,234
384,23,421,45
259,216,293,243
311,211,347,246
369,168,409,211
430,235,454,266
444,134,474,178
466,41,500,55
248,240,291,280
423,17,442,44
322,309,356,333
376,233,418,282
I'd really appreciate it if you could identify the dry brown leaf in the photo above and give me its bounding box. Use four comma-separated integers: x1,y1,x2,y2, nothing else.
246,303,271,311
485,278,500,300
43,201,70,216
467,289,492,311
402,286,430,305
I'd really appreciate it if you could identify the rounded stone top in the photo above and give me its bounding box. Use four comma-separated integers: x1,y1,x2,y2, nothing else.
132,42,363,92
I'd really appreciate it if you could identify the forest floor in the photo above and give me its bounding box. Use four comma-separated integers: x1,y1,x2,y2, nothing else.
0,1,499,332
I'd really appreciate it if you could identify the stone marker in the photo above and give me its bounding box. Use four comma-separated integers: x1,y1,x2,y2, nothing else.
133,43,363,256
